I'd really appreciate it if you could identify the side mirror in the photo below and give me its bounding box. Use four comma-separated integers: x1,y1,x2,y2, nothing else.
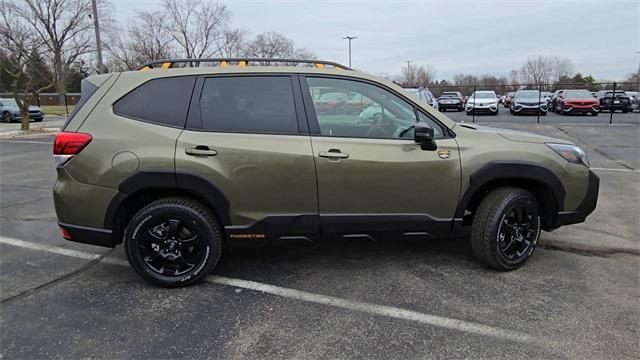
414,122,437,151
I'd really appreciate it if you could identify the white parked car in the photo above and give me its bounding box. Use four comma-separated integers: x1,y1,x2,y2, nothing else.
403,87,438,108
466,91,499,115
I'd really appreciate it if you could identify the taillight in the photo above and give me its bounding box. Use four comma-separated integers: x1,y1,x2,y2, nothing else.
53,132,92,166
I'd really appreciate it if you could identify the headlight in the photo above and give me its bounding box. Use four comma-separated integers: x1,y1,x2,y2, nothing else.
547,143,590,167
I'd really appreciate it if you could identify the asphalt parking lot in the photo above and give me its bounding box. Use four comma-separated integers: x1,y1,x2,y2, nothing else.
1,113,639,359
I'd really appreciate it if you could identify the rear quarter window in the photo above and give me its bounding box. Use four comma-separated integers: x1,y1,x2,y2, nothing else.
113,76,196,127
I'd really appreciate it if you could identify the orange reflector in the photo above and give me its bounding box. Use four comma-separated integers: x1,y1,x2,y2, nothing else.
238,61,247,67
141,66,151,71
315,63,325,69
160,62,171,69
220,61,228,67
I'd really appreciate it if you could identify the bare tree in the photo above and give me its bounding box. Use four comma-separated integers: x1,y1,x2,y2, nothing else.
218,29,245,58
17,0,94,105
519,55,573,85
162,0,231,58
551,57,574,83
398,63,436,88
0,1,53,130
243,32,294,59
519,55,555,84
105,11,174,71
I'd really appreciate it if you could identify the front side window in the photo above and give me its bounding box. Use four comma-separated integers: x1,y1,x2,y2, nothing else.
114,76,195,127
306,77,444,139
199,76,298,134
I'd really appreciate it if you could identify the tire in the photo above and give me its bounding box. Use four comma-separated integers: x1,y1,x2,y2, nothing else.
2,111,12,123
466,111,472,116
438,107,442,112
125,197,223,287
34,118,43,122
509,106,514,115
470,187,541,271
591,111,598,116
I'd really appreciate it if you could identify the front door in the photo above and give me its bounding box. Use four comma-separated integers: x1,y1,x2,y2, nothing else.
301,76,461,237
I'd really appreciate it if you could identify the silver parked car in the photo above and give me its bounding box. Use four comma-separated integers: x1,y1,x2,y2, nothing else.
0,98,44,122
509,90,548,116
403,87,438,108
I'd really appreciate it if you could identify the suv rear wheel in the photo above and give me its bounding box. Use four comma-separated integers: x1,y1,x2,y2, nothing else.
124,197,223,287
470,187,541,270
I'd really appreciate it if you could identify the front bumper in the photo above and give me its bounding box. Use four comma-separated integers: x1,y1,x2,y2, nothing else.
553,170,599,229
466,104,498,113
562,104,599,113
513,104,547,114
439,102,462,110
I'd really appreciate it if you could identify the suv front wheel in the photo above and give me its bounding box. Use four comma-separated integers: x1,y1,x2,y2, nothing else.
125,197,223,287
471,187,541,270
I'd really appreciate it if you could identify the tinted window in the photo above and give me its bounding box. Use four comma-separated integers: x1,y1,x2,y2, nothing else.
114,76,195,127
306,77,444,139
199,76,298,134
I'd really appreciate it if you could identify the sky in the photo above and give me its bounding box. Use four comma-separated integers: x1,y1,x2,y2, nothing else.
111,0,639,81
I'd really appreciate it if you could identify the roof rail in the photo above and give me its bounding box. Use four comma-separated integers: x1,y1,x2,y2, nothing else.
137,58,352,71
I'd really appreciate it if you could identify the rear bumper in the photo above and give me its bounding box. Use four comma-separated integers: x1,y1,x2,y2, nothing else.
439,103,462,109
58,221,115,248
553,170,599,229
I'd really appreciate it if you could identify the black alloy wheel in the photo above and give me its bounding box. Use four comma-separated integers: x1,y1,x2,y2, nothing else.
125,197,222,287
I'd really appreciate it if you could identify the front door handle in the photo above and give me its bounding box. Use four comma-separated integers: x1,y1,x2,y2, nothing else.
185,146,217,156
318,149,349,159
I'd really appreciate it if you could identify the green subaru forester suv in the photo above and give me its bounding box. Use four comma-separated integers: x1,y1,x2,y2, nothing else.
53,58,599,287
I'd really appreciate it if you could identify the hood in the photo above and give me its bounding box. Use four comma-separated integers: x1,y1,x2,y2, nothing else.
564,97,598,102
461,124,573,144
28,105,42,111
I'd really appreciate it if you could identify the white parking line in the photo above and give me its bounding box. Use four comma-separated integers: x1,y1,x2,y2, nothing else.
0,235,542,345
590,167,639,172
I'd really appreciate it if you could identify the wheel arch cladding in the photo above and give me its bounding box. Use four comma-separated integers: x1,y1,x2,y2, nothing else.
104,171,231,243
456,162,565,230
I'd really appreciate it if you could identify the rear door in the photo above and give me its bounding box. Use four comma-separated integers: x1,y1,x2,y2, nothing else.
300,75,461,237
175,74,318,242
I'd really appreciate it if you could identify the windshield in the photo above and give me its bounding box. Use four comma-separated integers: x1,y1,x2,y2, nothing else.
564,90,593,99
441,93,458,98
516,91,541,99
471,92,496,99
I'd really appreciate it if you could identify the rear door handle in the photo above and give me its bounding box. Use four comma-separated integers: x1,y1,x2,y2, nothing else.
318,150,349,159
185,146,217,156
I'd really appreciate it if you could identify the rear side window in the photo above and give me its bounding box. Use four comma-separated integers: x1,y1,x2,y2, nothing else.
114,76,195,127
199,76,298,134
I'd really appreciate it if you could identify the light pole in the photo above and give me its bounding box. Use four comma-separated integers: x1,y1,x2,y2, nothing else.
342,36,357,68
90,0,104,73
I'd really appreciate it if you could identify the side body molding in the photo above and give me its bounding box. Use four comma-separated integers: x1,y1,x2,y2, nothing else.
104,171,231,230
455,161,566,219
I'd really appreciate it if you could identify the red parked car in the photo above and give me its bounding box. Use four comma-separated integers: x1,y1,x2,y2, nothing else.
503,92,516,108
554,89,600,116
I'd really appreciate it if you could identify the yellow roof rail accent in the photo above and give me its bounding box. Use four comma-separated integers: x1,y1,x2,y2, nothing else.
220,61,229,67
238,61,247,67
141,66,151,71
315,63,325,69
160,62,171,69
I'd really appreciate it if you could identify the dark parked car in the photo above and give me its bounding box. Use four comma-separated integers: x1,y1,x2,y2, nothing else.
596,91,631,113
0,98,44,123
554,90,599,116
437,92,464,112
